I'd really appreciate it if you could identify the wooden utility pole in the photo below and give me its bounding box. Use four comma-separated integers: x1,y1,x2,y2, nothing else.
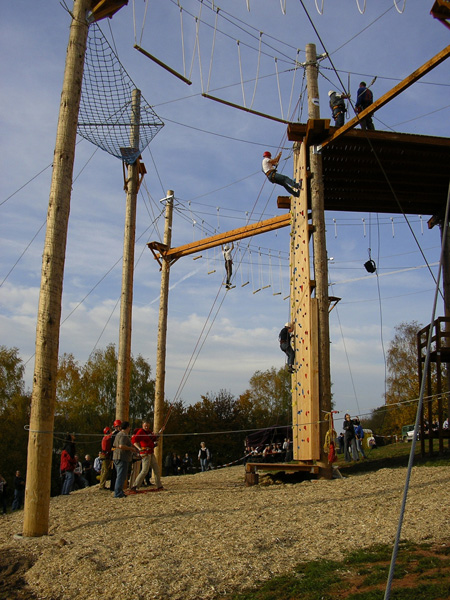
116,89,141,422
305,43,332,472
23,0,91,537
153,191,174,472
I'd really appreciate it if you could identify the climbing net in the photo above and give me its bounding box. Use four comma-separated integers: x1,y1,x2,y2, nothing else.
78,23,164,164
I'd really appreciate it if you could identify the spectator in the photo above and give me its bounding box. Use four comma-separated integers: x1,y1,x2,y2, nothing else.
130,421,163,492
367,434,377,449
343,413,359,462
182,453,193,474
0,474,7,515
11,470,25,510
354,420,366,459
93,452,102,479
109,420,122,491
99,426,114,490
164,452,173,477
112,421,138,498
198,442,211,472
74,455,88,489
60,434,77,495
337,432,345,454
82,454,95,486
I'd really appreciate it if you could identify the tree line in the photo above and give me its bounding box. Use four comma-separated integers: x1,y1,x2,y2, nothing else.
1,320,445,498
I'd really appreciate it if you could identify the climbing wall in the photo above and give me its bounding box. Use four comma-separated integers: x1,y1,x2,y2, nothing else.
290,143,320,461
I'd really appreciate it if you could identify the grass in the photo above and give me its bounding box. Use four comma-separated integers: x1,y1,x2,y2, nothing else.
224,444,450,600
225,541,450,600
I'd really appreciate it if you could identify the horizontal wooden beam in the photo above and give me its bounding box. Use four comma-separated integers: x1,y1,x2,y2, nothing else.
202,94,290,125
321,45,450,149
148,213,293,261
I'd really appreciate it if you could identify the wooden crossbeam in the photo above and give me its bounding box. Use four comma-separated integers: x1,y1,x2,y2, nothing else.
148,213,294,262
202,93,290,125
134,45,192,85
89,0,128,21
321,45,450,149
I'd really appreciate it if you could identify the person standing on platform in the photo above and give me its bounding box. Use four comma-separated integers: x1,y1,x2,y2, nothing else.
355,81,375,130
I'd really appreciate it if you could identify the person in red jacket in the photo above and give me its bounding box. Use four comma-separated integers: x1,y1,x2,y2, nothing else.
60,433,77,495
130,421,163,492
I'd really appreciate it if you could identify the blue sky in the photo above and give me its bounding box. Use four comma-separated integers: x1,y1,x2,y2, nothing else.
1,0,449,426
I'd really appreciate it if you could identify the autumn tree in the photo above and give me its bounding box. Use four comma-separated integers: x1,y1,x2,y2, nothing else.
377,320,445,435
0,346,31,502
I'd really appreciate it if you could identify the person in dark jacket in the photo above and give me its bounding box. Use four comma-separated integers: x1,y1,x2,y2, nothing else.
355,81,375,130
279,322,295,373
60,434,77,495
343,414,358,462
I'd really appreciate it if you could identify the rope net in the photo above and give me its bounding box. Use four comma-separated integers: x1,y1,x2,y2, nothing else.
78,23,164,164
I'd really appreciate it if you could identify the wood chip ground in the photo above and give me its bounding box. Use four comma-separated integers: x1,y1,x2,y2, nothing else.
0,465,449,600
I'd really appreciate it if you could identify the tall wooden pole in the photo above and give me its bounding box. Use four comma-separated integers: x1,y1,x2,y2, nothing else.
23,0,90,537
116,89,141,422
153,191,174,472
305,43,332,472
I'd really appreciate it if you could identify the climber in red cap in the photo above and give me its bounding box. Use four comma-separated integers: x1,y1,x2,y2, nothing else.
262,151,301,197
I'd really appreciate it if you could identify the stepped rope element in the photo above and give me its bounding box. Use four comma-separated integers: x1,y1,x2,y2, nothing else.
78,23,164,164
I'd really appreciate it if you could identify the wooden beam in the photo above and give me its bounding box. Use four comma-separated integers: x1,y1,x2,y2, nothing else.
90,0,128,21
202,93,290,125
321,45,450,149
148,213,293,261
134,45,192,85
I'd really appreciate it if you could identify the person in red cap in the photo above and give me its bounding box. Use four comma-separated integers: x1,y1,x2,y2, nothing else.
99,426,113,490
108,420,122,491
262,151,301,197
130,421,164,492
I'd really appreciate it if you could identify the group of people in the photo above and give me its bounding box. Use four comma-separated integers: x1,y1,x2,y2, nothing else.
0,470,25,515
59,420,164,499
328,81,375,130
245,438,293,464
339,414,368,462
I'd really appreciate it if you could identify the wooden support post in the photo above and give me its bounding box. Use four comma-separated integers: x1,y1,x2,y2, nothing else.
305,43,332,476
153,191,174,473
22,0,91,537
116,89,141,422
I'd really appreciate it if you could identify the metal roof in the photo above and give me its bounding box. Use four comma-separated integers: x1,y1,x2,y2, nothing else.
287,124,450,216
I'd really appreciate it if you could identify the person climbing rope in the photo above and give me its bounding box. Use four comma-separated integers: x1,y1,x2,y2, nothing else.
262,151,302,197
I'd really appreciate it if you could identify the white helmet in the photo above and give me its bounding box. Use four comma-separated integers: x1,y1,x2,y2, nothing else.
328,90,335,97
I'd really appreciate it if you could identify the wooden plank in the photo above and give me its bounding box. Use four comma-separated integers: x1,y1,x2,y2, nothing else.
202,93,290,125
134,45,192,85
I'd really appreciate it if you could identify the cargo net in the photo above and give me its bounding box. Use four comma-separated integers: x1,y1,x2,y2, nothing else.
78,23,164,164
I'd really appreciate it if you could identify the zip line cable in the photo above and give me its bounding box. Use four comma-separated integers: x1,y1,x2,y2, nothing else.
383,180,450,600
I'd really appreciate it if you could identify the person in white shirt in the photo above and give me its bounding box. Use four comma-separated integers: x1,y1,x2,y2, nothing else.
222,242,234,288
262,151,301,197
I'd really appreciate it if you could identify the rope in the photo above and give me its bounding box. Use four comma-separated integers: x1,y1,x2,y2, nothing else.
206,7,219,91
274,57,284,120
237,40,246,107
78,23,164,165
180,6,187,78
393,0,407,14
249,31,262,109
356,0,366,14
